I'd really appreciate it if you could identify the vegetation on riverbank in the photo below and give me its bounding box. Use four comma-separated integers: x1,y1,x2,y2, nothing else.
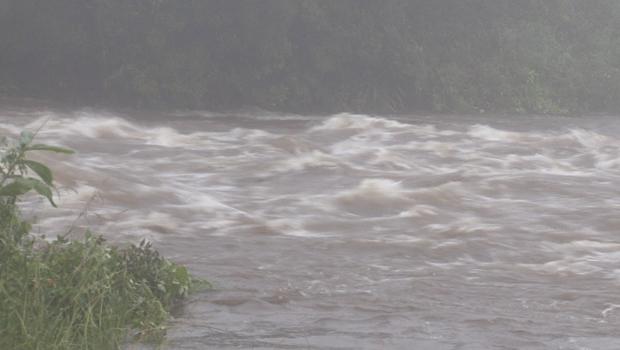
1,0,619,115
0,131,209,349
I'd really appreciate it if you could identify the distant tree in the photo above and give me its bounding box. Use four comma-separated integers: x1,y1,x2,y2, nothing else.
0,0,619,113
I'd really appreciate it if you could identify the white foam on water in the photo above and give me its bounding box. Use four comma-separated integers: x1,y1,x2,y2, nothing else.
563,128,620,170
265,219,331,238
337,178,405,199
468,124,542,142
425,217,502,235
275,150,342,172
570,128,618,149
309,113,407,131
27,114,142,139
7,106,620,348
381,234,431,244
333,179,412,216
144,127,210,148
23,113,273,152
398,204,441,218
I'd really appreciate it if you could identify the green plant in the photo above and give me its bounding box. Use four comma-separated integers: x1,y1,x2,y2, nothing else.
0,130,74,251
0,131,210,349
0,130,74,205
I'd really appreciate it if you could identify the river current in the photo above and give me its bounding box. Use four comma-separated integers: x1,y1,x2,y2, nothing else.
2,100,620,349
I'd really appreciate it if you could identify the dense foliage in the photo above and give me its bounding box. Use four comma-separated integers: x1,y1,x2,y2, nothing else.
0,132,209,349
0,0,619,114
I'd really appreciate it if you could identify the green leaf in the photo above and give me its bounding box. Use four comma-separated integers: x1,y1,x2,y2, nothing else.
0,178,37,197
19,131,34,146
0,178,57,207
26,144,75,154
33,180,56,207
20,160,54,186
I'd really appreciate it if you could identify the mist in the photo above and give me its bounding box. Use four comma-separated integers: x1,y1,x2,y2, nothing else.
0,0,619,114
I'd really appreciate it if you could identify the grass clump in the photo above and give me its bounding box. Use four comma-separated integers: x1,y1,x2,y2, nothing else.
0,131,210,349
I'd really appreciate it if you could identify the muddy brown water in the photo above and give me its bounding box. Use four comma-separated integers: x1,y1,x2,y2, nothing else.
2,100,620,349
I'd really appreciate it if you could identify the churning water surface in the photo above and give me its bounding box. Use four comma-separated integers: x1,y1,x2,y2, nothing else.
2,100,620,349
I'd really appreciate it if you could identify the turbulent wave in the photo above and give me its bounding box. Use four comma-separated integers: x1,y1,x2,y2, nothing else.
3,106,620,349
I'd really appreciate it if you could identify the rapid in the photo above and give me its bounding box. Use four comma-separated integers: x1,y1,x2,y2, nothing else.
2,99,620,349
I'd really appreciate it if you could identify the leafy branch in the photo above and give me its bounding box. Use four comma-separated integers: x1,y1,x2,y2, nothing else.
0,130,75,207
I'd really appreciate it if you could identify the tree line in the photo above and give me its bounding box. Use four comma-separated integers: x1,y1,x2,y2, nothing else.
1,0,619,114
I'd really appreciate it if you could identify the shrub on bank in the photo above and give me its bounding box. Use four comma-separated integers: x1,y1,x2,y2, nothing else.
0,131,210,349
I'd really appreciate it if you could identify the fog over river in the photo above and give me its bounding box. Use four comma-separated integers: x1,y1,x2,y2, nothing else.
3,100,620,349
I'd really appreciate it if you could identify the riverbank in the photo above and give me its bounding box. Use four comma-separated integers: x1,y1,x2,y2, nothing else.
0,131,209,349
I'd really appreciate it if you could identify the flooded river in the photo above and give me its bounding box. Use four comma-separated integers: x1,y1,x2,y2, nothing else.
2,100,620,349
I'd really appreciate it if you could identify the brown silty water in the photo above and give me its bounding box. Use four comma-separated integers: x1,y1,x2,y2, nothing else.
2,100,620,349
